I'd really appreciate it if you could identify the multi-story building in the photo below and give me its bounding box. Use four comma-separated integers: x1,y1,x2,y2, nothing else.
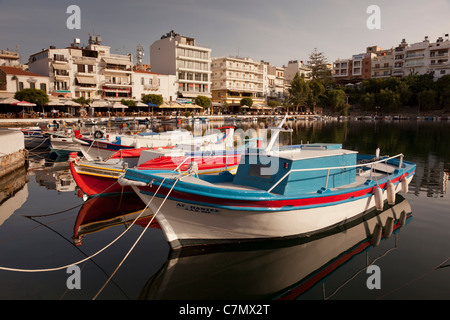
428,35,450,79
331,34,449,84
267,64,286,102
28,35,134,101
211,56,265,107
0,50,21,68
0,66,49,99
369,47,394,79
89,36,134,101
332,58,352,84
284,60,311,82
150,30,212,100
403,37,429,76
332,52,373,85
392,39,408,77
132,69,177,102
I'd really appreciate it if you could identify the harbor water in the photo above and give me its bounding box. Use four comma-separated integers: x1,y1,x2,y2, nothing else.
0,118,449,300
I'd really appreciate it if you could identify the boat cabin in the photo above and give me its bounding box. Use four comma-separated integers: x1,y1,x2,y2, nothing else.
232,144,358,195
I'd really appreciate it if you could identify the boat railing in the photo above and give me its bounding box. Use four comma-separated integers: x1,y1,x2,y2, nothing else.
267,153,405,193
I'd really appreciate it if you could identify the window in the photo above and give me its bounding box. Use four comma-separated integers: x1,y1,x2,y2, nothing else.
30,83,35,89
77,64,85,73
19,82,24,90
40,83,47,93
88,65,94,73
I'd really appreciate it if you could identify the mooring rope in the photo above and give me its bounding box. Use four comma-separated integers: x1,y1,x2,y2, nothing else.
0,175,168,273
93,176,180,300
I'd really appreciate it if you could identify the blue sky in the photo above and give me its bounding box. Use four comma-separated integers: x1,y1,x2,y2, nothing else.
1,0,449,67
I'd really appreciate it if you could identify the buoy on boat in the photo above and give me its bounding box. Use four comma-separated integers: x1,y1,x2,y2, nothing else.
370,223,383,247
401,177,409,194
383,217,394,238
374,185,383,211
386,181,396,205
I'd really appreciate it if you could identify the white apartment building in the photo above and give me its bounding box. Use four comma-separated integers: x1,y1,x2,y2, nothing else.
404,38,429,76
399,35,450,79
267,64,286,101
150,30,212,100
0,66,50,99
284,60,311,82
428,36,450,79
371,48,394,79
132,69,177,102
211,56,265,107
28,35,134,101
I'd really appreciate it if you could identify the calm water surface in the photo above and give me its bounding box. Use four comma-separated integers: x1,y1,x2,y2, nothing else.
0,119,449,300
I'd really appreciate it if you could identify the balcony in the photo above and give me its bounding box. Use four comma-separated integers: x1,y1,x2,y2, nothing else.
405,61,424,67
430,52,449,58
405,53,424,59
430,60,449,67
100,80,133,88
103,66,133,74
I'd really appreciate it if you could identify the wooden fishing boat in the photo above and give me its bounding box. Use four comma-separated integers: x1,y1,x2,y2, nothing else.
120,122,416,250
70,148,241,198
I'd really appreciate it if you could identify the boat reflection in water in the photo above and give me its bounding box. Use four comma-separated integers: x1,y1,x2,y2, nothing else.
139,195,412,300
73,193,160,246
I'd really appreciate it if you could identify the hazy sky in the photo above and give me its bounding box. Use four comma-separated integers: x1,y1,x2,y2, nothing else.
1,0,449,67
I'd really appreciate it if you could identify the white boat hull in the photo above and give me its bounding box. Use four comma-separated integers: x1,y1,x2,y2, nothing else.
131,174,413,249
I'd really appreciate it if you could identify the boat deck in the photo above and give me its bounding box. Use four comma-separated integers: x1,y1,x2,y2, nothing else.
157,161,398,194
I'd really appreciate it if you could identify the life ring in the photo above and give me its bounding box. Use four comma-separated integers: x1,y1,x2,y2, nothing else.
93,130,104,139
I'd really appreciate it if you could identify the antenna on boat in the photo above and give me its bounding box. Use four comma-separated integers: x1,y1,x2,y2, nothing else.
264,114,292,154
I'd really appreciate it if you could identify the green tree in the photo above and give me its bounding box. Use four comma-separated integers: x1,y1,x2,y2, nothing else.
288,72,309,112
359,92,376,111
307,79,326,113
14,88,49,107
436,75,450,110
195,95,212,108
306,48,332,82
240,97,253,107
121,99,137,107
326,89,347,114
141,94,163,106
376,89,401,113
417,89,437,112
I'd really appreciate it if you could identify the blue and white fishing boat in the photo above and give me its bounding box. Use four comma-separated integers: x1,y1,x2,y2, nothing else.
120,117,416,250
